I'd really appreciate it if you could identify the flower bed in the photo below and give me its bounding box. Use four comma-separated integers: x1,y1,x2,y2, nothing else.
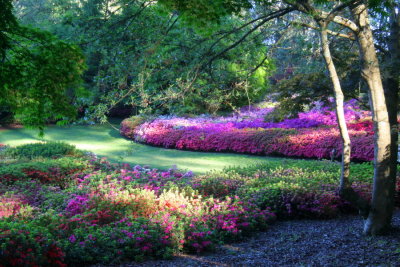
121,101,374,161
0,144,275,266
1,142,398,266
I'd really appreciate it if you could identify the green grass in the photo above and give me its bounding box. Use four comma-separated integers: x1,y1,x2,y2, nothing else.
0,122,288,174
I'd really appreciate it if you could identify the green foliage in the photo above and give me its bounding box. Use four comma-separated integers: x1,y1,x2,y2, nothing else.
190,171,248,198
158,0,252,29
224,160,375,183
0,27,86,133
210,160,375,218
270,72,333,118
2,141,79,159
57,217,173,265
0,219,66,266
0,0,86,133
0,0,17,58
267,23,363,118
15,0,274,119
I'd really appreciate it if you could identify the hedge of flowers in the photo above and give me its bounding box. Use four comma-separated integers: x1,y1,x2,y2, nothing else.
1,142,399,266
0,144,276,266
121,100,375,161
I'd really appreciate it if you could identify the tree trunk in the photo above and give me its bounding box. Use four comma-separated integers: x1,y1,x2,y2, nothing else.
318,21,351,188
382,4,400,223
351,3,393,235
318,20,370,217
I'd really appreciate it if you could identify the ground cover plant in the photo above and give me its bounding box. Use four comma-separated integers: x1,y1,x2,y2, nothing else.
1,142,399,266
121,100,375,161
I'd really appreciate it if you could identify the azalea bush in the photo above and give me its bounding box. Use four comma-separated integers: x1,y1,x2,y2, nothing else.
121,100,375,161
193,160,384,219
0,143,276,266
1,142,398,266
0,157,88,187
0,220,66,267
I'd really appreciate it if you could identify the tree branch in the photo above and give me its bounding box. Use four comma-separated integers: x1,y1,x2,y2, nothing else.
207,8,295,53
206,7,295,65
284,0,359,32
290,20,356,40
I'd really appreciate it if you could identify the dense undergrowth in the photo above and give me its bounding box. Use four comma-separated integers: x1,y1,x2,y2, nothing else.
121,100,375,161
0,142,399,266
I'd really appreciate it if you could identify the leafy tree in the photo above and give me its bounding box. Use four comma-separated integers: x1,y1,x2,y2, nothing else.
0,0,85,134
157,0,398,235
14,0,275,121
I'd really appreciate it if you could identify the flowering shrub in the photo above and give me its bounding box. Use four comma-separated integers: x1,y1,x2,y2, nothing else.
120,115,147,140
0,157,88,187
0,147,277,265
56,217,174,265
0,220,66,267
190,171,248,198
121,100,375,161
0,193,33,218
1,142,398,265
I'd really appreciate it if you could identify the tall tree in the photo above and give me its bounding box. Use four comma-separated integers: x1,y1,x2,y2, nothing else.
1,0,85,134
15,0,275,119
350,1,392,235
158,0,396,234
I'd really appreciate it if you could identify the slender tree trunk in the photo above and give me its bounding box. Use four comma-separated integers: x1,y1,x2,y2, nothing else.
318,21,351,188
318,20,370,217
351,3,393,235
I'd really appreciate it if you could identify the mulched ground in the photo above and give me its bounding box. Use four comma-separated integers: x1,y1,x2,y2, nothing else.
96,210,400,267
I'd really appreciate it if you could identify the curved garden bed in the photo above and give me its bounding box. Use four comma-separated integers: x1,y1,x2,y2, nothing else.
121,101,374,161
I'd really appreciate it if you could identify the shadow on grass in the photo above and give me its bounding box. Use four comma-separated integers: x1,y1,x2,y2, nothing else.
0,123,285,174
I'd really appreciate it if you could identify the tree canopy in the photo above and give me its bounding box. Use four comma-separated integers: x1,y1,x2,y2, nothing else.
0,0,85,134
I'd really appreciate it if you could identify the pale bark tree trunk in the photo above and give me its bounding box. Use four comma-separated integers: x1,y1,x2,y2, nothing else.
287,0,395,235
318,20,370,217
318,20,351,189
351,3,393,235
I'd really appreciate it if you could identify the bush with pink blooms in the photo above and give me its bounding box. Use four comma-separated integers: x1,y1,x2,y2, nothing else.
0,143,276,266
1,142,399,266
121,100,375,161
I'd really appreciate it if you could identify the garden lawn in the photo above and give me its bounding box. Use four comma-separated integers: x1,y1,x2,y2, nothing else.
0,122,280,174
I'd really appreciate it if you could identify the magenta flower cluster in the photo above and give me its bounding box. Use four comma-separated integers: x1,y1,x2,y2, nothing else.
121,100,374,161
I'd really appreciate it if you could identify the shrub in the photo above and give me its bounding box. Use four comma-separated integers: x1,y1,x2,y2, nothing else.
0,220,66,267
215,161,380,219
120,116,147,140
0,180,73,213
120,100,375,161
3,142,79,159
2,149,395,265
0,193,34,219
58,217,174,265
0,157,89,187
190,171,248,198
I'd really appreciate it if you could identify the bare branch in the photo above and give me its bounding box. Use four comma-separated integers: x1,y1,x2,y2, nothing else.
283,0,359,32
290,20,356,40
208,8,295,53
207,7,295,64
